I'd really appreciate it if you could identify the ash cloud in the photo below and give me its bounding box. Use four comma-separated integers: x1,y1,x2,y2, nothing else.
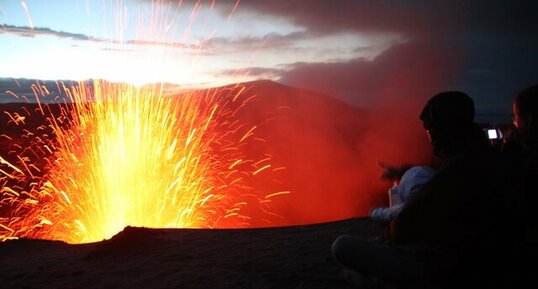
210,0,419,35
205,0,538,114
279,40,460,113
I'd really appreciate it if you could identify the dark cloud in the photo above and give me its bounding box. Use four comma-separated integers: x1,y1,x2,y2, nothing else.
192,1,463,113
0,24,195,49
149,0,425,36
225,0,538,115
215,0,420,36
214,67,283,79
279,40,460,114
204,31,309,54
0,24,96,41
216,0,538,38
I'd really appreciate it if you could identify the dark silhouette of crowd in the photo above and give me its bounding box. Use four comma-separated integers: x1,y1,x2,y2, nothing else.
331,85,538,289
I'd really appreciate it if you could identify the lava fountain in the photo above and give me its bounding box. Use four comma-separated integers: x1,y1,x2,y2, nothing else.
0,79,282,244
0,1,287,243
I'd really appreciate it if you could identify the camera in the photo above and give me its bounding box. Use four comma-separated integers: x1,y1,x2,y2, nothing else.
485,128,502,140
484,127,502,151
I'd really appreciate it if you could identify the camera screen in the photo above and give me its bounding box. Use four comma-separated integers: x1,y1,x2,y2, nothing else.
487,129,499,139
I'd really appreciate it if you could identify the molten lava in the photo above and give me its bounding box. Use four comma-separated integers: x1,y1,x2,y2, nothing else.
0,80,283,243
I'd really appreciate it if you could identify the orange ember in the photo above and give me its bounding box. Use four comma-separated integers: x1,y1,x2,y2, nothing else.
0,80,285,244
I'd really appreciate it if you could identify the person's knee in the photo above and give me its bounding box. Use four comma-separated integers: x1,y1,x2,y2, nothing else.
331,235,352,264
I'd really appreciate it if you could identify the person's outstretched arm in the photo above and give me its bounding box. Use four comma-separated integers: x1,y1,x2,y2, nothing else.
370,204,405,222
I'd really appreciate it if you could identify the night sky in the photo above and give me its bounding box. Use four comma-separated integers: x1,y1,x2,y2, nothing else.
1,0,537,115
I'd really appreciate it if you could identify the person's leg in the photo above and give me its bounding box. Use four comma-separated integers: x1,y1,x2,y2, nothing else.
331,235,429,288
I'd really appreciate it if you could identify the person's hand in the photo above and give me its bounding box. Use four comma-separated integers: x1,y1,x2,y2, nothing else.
378,162,408,181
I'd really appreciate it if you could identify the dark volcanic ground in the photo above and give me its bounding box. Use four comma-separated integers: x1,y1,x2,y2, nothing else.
0,218,382,289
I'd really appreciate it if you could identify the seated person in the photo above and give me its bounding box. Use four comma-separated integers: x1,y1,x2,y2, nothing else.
369,166,435,222
332,91,510,289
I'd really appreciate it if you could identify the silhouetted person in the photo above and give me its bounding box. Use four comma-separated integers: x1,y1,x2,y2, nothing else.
332,91,511,289
513,85,538,155
510,84,538,287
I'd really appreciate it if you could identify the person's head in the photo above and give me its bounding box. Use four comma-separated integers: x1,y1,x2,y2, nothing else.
513,84,538,146
420,91,488,158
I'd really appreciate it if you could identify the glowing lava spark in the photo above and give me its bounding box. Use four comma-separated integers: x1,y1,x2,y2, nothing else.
20,1,34,29
1,80,279,243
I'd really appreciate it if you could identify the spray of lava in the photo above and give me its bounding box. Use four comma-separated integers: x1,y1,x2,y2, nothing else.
0,0,287,243
0,80,285,244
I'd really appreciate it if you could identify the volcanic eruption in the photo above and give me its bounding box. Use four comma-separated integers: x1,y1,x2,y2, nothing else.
0,0,448,244
0,79,291,243
0,1,291,243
